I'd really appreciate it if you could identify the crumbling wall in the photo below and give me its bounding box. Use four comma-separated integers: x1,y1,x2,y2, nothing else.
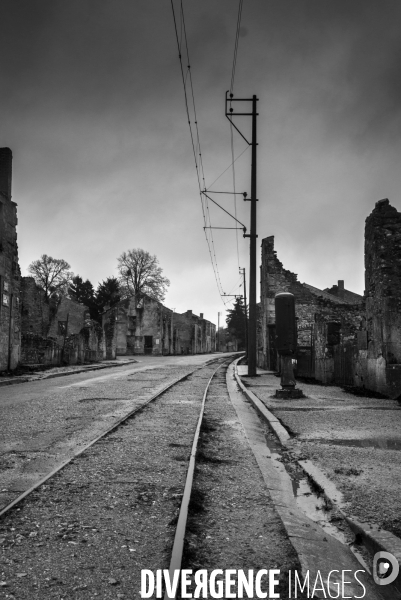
259,235,366,384
102,305,117,359
20,280,102,367
175,310,195,354
259,236,320,370
0,148,21,371
21,277,51,336
20,333,61,365
47,296,87,345
364,198,401,397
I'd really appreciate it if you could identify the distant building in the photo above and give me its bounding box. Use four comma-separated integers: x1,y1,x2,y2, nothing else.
102,295,216,358
0,148,21,371
174,310,216,355
216,327,239,353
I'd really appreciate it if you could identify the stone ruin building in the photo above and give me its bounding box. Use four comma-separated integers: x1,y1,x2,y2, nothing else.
102,295,216,359
20,277,103,367
258,198,401,398
0,147,216,372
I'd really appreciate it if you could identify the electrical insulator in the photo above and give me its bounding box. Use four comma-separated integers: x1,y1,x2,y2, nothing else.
275,292,297,356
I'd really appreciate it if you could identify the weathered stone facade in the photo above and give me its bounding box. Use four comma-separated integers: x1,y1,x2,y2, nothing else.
20,277,103,366
217,327,239,352
259,200,401,397
361,198,401,396
103,296,216,358
174,310,216,355
102,295,174,358
258,235,363,376
0,148,21,371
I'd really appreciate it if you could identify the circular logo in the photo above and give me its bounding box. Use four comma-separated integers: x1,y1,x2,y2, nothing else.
373,551,400,586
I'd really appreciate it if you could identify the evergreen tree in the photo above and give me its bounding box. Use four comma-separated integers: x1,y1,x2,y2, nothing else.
69,275,97,319
95,277,121,315
225,297,247,349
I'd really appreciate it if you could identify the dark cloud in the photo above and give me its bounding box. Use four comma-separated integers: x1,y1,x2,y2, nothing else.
1,0,401,319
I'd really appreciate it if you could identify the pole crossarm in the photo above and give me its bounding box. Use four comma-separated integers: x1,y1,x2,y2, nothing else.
225,116,251,145
222,294,243,298
225,91,259,146
205,190,247,195
202,191,247,234
204,227,244,230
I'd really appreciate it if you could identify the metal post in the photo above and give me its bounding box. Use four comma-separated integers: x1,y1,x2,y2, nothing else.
224,91,258,373
240,268,248,356
217,311,220,352
248,95,258,376
171,308,175,355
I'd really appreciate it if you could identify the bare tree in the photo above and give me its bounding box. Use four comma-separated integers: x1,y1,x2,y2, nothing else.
117,248,170,302
27,254,74,299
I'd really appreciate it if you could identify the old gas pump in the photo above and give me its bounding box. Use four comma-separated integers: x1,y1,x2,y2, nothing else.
274,292,304,399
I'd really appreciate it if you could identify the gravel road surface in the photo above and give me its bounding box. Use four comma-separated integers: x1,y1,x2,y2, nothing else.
0,360,233,598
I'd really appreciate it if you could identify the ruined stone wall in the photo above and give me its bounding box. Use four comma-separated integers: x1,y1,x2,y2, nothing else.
20,333,61,366
102,305,117,359
103,299,215,357
108,295,173,356
134,296,172,355
363,199,401,396
175,311,194,354
259,236,328,369
21,277,51,336
259,235,366,384
313,308,365,384
173,311,215,354
47,296,87,346
200,319,216,353
0,148,21,371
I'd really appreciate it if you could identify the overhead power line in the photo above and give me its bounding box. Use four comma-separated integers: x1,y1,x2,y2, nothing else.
170,0,229,302
230,0,244,271
230,0,244,95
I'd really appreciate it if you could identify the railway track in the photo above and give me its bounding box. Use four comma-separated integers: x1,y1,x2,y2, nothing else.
2,355,388,599
0,357,230,520
0,356,238,599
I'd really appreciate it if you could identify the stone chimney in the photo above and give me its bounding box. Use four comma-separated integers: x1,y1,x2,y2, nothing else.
200,313,204,319
338,280,344,300
0,148,12,200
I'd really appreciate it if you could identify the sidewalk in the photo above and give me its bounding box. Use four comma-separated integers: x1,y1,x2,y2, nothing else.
236,365,401,568
0,357,138,387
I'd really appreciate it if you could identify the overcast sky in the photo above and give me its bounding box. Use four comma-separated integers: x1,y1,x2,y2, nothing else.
2,1,401,324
